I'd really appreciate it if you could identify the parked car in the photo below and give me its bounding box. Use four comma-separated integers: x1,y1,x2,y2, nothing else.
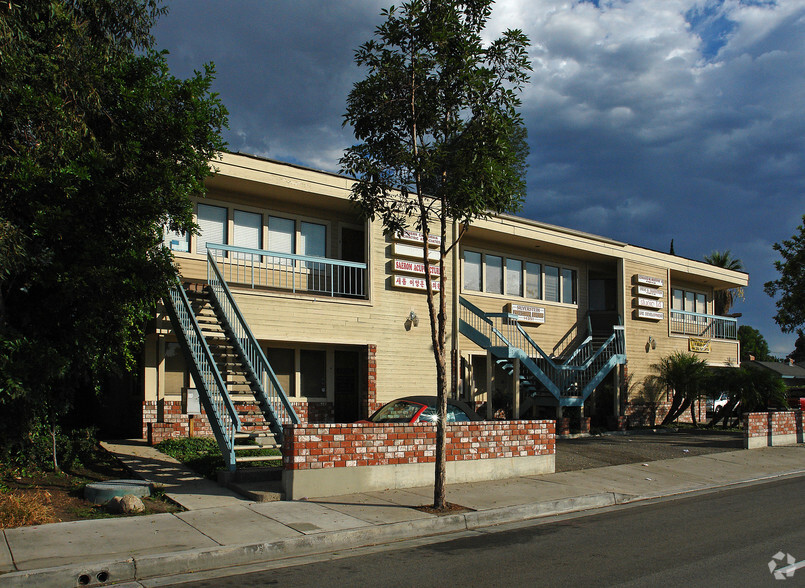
788,394,805,411
713,392,730,412
365,396,482,424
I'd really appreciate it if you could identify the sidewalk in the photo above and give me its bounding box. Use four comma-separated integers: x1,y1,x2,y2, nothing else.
1,441,803,588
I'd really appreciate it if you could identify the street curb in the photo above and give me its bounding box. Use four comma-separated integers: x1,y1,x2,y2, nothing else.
4,471,805,588
0,492,620,588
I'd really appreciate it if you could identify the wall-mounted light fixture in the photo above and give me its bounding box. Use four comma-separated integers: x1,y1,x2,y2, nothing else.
406,309,419,329
645,335,656,353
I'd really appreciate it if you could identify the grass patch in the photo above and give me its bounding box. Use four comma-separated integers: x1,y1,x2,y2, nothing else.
155,437,281,479
0,488,58,528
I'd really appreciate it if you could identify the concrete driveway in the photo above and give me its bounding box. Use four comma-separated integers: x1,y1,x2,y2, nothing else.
556,429,744,472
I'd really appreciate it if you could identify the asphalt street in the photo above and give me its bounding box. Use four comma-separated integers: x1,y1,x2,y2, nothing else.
164,474,805,587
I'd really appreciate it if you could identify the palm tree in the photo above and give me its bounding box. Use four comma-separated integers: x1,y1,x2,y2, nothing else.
652,351,712,426
704,250,744,315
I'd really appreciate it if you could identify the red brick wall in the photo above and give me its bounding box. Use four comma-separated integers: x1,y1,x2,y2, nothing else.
282,420,555,471
143,400,214,444
744,411,803,445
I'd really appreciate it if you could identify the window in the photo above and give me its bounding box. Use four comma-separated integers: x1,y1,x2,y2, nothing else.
672,288,708,314
266,348,295,396
197,204,227,256
300,222,326,258
486,255,503,294
544,265,559,302
164,227,189,252
526,262,541,299
506,259,523,297
464,251,482,291
233,210,261,250
562,268,577,305
268,216,295,254
462,250,577,305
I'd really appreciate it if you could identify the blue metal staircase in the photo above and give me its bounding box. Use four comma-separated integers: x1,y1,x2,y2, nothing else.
459,297,626,414
163,253,300,471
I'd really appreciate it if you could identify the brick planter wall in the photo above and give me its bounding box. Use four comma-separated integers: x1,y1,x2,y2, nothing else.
281,420,555,499
744,411,804,449
143,400,214,445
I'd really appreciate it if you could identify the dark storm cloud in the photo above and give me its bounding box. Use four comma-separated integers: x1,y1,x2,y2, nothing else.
155,0,805,355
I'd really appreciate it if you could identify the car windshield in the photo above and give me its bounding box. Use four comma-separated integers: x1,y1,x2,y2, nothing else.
371,400,424,423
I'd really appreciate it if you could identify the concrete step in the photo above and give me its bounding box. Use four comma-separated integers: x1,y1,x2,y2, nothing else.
235,455,282,463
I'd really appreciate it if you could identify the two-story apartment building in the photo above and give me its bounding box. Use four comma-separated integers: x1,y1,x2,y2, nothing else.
143,152,747,464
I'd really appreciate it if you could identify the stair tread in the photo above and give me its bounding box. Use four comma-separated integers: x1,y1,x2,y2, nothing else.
235,455,282,463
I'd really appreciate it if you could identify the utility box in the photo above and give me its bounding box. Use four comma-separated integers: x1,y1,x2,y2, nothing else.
183,387,201,415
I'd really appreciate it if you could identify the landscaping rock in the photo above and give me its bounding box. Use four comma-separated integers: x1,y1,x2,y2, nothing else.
105,494,145,514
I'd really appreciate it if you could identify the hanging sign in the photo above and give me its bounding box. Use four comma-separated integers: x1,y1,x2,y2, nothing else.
689,338,711,353
393,275,440,291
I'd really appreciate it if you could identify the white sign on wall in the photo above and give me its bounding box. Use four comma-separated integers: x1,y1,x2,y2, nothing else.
637,297,664,309
506,303,545,324
394,258,440,276
637,309,664,321
393,242,440,262
637,285,663,298
393,275,441,291
637,275,664,288
395,229,441,247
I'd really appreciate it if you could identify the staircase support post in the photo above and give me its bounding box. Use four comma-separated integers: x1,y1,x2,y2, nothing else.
512,358,520,419
613,364,621,417
486,351,494,420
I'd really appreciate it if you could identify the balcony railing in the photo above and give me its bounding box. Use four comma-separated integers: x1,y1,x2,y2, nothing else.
206,244,367,299
670,310,737,340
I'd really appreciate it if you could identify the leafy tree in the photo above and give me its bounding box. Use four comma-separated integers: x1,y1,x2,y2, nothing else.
708,367,787,428
0,0,227,464
340,0,530,509
737,325,773,362
788,330,805,364
651,352,712,426
704,250,744,315
765,216,805,332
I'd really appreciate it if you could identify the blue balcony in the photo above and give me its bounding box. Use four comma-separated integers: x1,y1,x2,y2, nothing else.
206,244,367,299
670,310,737,340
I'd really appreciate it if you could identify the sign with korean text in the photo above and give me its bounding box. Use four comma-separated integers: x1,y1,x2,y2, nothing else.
394,258,440,276
505,303,545,324
689,338,711,353
393,275,441,291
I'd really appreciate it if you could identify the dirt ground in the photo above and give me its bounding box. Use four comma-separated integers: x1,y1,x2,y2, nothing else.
0,449,181,528
555,429,744,472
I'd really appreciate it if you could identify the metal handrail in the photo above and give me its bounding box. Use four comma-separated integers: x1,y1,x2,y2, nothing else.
207,253,300,439
670,309,737,340
164,282,240,469
206,243,367,298
459,297,626,399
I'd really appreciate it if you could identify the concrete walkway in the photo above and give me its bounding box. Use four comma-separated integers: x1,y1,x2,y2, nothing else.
1,441,803,588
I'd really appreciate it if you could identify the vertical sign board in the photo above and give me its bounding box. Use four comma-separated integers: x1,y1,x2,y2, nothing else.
633,275,664,321
391,229,441,292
